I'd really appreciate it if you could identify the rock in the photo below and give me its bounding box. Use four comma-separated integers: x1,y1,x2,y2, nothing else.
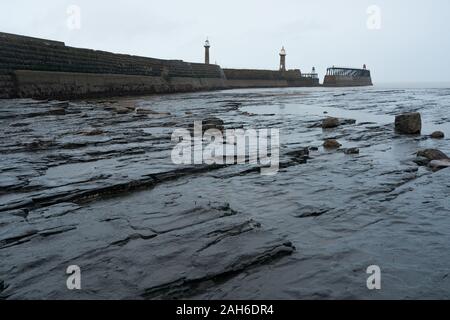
309,146,319,151
153,112,171,116
343,147,360,155
323,139,342,149
413,156,430,166
48,108,66,116
136,108,171,116
417,149,449,161
429,159,450,171
293,205,330,218
114,106,131,114
322,117,340,129
340,119,357,125
135,108,153,115
82,129,104,136
10,122,29,127
430,131,445,139
52,101,70,108
25,139,54,150
286,148,310,161
395,112,422,134
191,117,225,133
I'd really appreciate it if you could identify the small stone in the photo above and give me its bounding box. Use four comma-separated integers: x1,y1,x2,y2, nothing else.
25,139,54,150
322,117,340,129
429,159,450,171
286,148,310,159
53,101,70,108
343,147,360,155
192,117,225,133
323,139,342,149
114,106,131,114
340,119,357,125
430,131,445,139
395,112,422,134
136,108,154,115
135,108,171,116
82,129,104,136
48,108,66,116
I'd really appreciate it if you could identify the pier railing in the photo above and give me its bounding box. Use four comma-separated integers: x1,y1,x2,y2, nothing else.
301,73,319,79
326,67,370,77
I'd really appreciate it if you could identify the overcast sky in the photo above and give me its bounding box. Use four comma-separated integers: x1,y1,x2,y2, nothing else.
1,0,449,83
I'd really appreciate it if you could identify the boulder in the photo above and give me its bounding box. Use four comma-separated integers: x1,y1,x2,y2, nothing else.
322,117,340,129
430,131,445,139
323,139,341,149
416,149,449,161
395,112,422,134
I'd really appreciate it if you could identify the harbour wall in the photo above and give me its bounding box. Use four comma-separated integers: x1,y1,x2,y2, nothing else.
0,32,227,99
224,68,319,88
0,32,319,99
323,75,373,87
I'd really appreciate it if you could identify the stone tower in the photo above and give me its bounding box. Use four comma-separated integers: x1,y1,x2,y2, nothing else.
279,46,286,71
204,38,210,65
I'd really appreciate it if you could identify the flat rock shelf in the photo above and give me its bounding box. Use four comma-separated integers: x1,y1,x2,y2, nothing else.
1,86,450,299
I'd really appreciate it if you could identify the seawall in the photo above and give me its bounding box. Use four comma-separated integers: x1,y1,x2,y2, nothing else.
322,67,372,87
0,32,227,99
323,75,373,87
0,32,320,99
224,68,319,88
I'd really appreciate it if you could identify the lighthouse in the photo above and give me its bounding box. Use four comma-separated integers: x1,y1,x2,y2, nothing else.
204,38,210,65
279,46,286,71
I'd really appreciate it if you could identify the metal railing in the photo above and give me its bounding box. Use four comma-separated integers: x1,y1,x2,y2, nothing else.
301,73,319,79
326,67,370,77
